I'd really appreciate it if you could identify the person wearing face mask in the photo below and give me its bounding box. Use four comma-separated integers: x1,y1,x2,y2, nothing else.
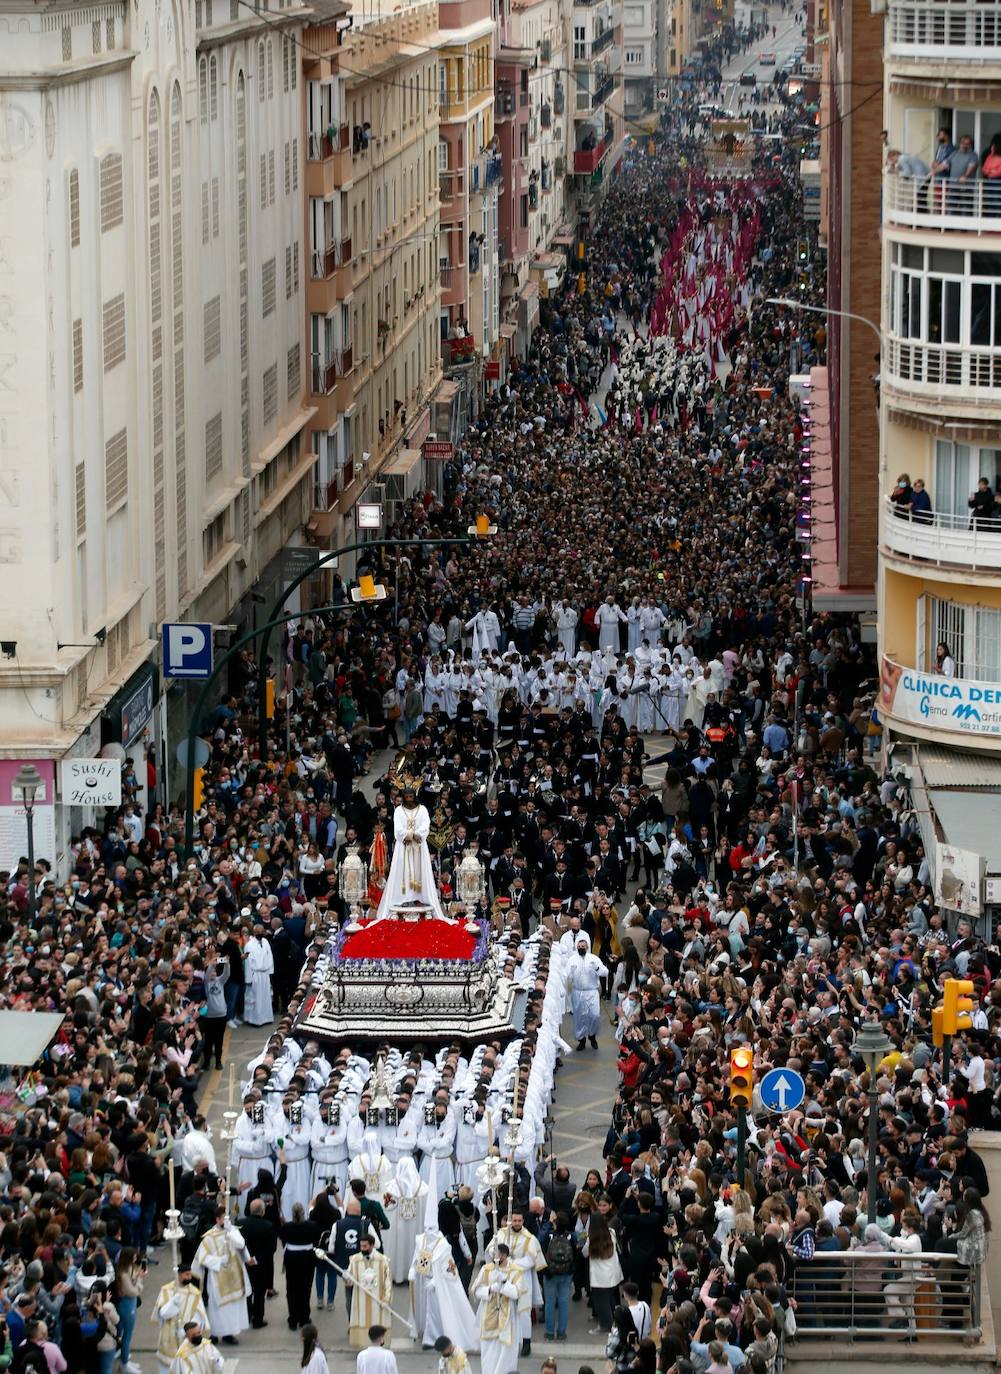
168,1320,224,1374
152,1266,209,1374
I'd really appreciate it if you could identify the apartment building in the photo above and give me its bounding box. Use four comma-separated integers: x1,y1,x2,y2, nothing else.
622,0,657,117
569,0,625,229
438,0,501,381
807,0,882,613
303,0,445,549
495,0,571,351
877,0,1001,907
0,0,309,863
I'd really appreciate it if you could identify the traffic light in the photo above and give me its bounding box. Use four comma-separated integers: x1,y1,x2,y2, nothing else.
932,1007,944,1048
265,678,276,719
193,767,205,811
729,1046,754,1110
942,978,975,1036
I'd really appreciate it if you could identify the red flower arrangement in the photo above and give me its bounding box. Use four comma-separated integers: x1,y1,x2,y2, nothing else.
340,917,478,962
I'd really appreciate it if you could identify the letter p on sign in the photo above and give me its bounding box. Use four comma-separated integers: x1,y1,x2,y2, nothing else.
162,622,214,679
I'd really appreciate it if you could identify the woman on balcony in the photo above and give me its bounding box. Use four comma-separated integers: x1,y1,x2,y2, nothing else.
910,478,932,524
983,134,1001,216
935,641,957,677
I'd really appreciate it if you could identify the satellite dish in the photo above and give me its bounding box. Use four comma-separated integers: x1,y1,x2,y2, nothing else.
99,743,126,761
176,738,211,769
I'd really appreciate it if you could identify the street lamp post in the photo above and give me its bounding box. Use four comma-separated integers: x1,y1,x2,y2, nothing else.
13,763,43,924
855,1019,893,1226
255,536,473,764
764,297,883,349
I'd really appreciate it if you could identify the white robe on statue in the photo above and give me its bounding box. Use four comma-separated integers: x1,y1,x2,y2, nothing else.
243,937,274,1026
376,803,446,918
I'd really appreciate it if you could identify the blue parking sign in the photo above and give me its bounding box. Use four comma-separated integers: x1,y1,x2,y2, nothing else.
162,622,214,679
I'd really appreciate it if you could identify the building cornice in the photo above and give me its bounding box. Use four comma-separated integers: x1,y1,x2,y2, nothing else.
196,6,314,50
0,50,134,89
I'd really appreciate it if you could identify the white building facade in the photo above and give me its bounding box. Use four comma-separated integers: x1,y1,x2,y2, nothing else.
0,0,311,867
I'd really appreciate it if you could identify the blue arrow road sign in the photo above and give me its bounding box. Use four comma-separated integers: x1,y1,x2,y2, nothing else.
759,1067,806,1114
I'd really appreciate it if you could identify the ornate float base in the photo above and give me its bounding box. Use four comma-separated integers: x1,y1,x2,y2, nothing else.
293,906,523,1044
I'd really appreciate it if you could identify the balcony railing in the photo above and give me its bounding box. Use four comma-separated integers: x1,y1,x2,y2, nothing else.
440,263,464,287
307,124,350,161
787,1250,982,1341
440,169,464,201
313,475,340,511
888,0,1001,56
311,355,337,395
311,243,337,280
884,171,1001,231
886,335,1001,400
339,344,353,375
574,132,612,174
883,493,1001,569
443,334,476,367
591,72,615,107
592,26,615,55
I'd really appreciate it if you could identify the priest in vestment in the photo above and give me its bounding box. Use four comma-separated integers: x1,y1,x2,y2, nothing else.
473,1246,523,1374
494,1211,547,1355
153,1267,209,1374
376,788,446,918
168,1322,224,1374
346,1233,395,1349
243,926,275,1025
191,1209,252,1342
384,1156,427,1284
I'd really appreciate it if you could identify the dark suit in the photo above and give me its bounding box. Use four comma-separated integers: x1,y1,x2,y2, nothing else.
239,1212,279,1326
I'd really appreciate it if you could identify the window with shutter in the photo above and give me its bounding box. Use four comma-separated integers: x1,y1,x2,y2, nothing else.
99,153,124,232
287,343,301,400
212,178,220,237
263,363,278,423
284,142,290,196
199,58,208,123
268,149,275,204
68,169,80,247
285,246,293,300
102,293,126,372
62,26,71,60
75,465,86,538
293,242,300,294
267,40,274,98
104,428,129,512
73,319,83,392
292,138,298,190
262,258,276,316
258,42,266,100
201,182,210,243
204,296,221,361
106,18,114,48
92,19,101,53
210,56,219,120
205,411,223,480
260,153,267,209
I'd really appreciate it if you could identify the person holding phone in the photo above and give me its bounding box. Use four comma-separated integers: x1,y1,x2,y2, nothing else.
200,953,230,1071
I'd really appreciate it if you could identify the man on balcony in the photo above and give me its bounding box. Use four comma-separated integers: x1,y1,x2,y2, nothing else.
930,125,955,208
948,135,980,214
968,476,1001,527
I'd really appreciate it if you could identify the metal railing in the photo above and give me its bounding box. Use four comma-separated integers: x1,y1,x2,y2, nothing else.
888,0,1001,55
885,335,1001,399
788,1250,982,1341
311,243,337,280
884,171,1001,230
882,493,1001,569
307,124,350,161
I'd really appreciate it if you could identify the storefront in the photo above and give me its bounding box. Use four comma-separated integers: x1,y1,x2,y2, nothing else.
101,661,160,817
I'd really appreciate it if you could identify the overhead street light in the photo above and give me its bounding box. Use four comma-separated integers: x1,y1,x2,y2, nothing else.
855,1019,893,1225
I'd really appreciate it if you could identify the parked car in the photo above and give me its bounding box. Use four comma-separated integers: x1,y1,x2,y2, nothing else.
739,71,757,86
759,50,777,64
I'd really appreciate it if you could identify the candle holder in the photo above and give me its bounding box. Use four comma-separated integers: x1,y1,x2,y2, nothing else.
163,1208,184,1244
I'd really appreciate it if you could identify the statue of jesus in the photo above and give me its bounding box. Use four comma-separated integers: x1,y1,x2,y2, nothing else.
375,785,447,920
